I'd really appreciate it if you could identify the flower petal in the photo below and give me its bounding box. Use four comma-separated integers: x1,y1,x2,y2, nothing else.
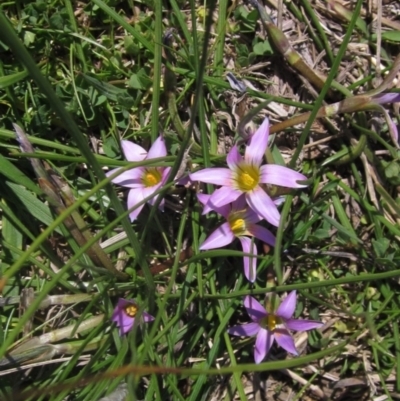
142,311,155,323
147,136,167,159
274,329,298,355
255,327,273,364
245,117,269,166
276,291,297,320
200,223,235,250
247,224,276,247
111,299,136,335
247,188,280,227
227,322,260,337
244,296,267,321
209,186,242,208
285,319,323,331
260,165,307,188
107,167,144,188
372,92,400,104
227,145,242,170
239,237,257,282
121,140,147,162
127,188,146,221
190,168,232,186
197,194,230,217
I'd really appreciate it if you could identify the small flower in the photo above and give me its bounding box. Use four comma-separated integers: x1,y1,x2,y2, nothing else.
227,292,323,364
190,118,307,227
369,92,400,144
111,298,155,336
198,194,275,282
107,137,171,221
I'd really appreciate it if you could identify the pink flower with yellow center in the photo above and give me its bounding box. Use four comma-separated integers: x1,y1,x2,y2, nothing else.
190,117,307,227
227,292,323,364
111,298,155,336
106,137,171,221
198,194,275,282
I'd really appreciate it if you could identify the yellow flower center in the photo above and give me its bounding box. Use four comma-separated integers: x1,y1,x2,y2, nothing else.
227,210,248,237
267,314,277,331
142,168,162,187
260,314,281,331
124,304,138,317
235,163,260,192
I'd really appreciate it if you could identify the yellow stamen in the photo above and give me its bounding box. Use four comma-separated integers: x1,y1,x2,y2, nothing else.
142,168,162,187
235,164,260,192
267,314,277,331
229,217,245,236
125,304,138,317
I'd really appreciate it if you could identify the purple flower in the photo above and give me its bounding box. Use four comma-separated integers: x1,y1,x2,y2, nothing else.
106,137,171,221
370,92,400,143
111,298,155,336
197,194,275,282
190,118,307,227
227,292,323,364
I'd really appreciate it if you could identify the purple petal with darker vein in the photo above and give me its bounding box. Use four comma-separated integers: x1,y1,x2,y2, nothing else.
231,195,247,211
121,140,147,162
227,145,242,170
244,296,267,321
248,224,276,247
285,319,323,331
147,136,167,159
274,329,298,355
245,117,269,166
247,189,280,227
276,291,296,320
227,322,260,337
255,327,273,364
198,193,230,217
260,164,308,188
239,237,257,282
200,223,235,250
190,168,232,185
209,186,242,208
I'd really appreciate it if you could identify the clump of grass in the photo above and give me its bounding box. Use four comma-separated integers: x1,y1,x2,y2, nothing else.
0,0,399,400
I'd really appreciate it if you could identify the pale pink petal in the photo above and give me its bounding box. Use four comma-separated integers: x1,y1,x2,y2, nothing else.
161,167,172,183
276,291,297,320
200,223,235,250
227,322,260,337
239,237,257,282
247,224,276,247
142,311,155,322
226,145,242,170
260,165,307,188
247,189,280,227
190,168,232,185
147,136,167,159
245,117,269,166
106,167,144,188
209,186,242,208
244,296,267,321
145,184,162,207
255,327,273,364
274,329,298,355
121,140,147,162
285,319,323,331
127,188,146,221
